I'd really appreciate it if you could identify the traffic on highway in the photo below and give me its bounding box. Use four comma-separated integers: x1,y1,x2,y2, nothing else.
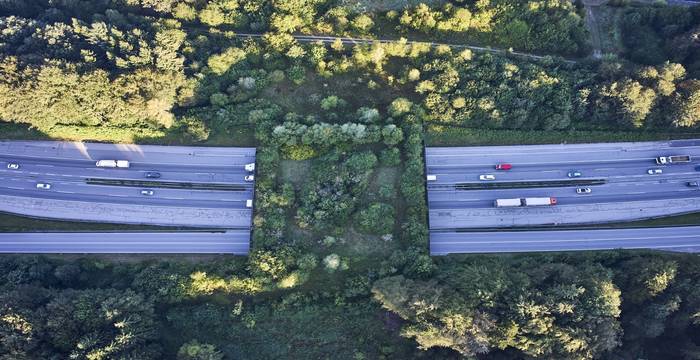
426,140,700,228
430,226,700,255
0,141,256,230
426,140,700,254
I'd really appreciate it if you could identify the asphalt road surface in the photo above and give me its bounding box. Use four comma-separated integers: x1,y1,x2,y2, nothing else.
0,231,249,254
430,226,700,255
426,140,700,228
0,141,256,228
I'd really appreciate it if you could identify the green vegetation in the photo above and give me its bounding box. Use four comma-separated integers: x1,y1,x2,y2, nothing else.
1,1,700,359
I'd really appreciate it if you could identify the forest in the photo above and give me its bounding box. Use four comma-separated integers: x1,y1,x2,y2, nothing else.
0,0,699,359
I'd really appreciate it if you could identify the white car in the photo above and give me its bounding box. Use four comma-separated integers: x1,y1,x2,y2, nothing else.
647,168,663,175
6,163,19,170
479,174,496,181
36,183,51,190
140,189,154,196
576,188,592,194
244,175,255,182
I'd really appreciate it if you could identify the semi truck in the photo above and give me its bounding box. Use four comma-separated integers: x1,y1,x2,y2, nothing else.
95,160,130,168
494,198,522,207
494,197,557,207
523,197,557,206
656,155,691,165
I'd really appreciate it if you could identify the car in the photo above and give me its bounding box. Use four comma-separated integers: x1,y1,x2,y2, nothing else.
647,168,663,175
36,183,51,190
495,163,512,170
6,163,19,170
687,181,700,187
244,175,255,182
576,187,592,194
140,189,154,196
479,174,496,181
568,170,582,178
695,165,700,171
144,172,161,179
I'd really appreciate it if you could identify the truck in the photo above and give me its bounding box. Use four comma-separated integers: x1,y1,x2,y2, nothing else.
522,197,557,206
656,155,691,165
95,160,130,168
426,175,437,181
494,198,522,207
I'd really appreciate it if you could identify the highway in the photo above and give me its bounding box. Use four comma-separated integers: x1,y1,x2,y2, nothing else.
426,140,700,229
430,226,700,255
0,231,249,254
0,141,256,228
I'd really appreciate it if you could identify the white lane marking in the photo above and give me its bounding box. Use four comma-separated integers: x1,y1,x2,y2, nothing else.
55,191,75,194
433,234,700,244
6,186,24,190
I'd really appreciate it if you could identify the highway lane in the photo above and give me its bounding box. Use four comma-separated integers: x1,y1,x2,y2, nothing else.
0,177,253,208
428,177,700,209
425,140,700,228
0,231,250,254
429,189,700,208
428,162,700,184
430,226,700,254
0,141,257,228
0,157,253,184
0,141,256,167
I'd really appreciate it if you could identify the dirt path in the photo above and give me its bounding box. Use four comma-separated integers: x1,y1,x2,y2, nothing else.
583,0,606,59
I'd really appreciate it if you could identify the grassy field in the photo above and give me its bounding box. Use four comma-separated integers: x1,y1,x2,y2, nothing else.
424,125,700,146
0,213,187,232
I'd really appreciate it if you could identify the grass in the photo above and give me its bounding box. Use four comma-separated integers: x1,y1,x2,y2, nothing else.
0,213,181,232
424,125,700,146
592,5,625,56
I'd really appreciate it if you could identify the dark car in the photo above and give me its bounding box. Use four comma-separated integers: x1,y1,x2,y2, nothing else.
695,165,700,171
144,172,161,179
688,181,700,187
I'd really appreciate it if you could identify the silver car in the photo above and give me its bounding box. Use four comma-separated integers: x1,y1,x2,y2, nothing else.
479,174,496,181
36,183,51,190
7,163,19,170
576,187,592,194
140,189,154,196
647,168,663,175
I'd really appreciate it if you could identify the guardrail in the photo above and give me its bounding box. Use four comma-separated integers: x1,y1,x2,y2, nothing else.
85,178,248,191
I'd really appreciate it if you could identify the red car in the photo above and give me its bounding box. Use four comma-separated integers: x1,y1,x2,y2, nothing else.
495,163,512,170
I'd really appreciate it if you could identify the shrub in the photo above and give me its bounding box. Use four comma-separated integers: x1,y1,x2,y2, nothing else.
282,144,317,160
355,202,395,234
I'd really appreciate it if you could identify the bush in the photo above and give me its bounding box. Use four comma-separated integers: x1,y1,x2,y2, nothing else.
355,202,395,234
379,147,401,166
282,144,317,160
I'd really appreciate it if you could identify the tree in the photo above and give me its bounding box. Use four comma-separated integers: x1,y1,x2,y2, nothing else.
207,47,246,75
355,202,395,234
177,340,223,360
381,124,404,145
388,98,413,117
670,80,700,127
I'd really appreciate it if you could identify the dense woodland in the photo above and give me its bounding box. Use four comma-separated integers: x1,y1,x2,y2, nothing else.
0,1,699,359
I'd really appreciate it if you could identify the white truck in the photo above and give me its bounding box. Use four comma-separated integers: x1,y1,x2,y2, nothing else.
523,197,557,206
494,197,557,207
95,160,130,168
494,198,522,207
246,199,253,208
656,155,691,165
